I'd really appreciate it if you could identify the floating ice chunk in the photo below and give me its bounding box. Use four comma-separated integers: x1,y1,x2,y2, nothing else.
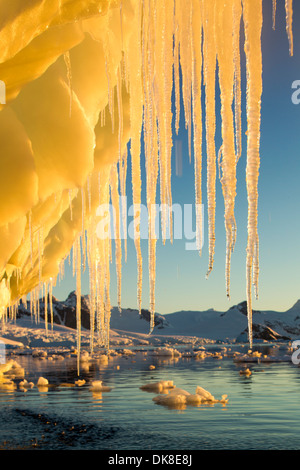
249,350,262,357
37,377,49,386
98,354,108,365
152,393,187,407
0,378,15,390
220,394,228,404
186,394,203,405
0,360,18,375
75,379,86,387
195,386,215,401
212,352,223,359
194,351,206,360
121,349,135,356
19,379,34,389
239,368,252,376
1,360,24,379
32,350,47,358
90,380,111,392
168,387,190,397
90,380,102,391
152,347,181,357
152,386,192,407
52,354,64,361
140,380,175,394
148,380,228,408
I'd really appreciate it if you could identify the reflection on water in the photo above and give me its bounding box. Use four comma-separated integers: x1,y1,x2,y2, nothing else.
0,344,300,450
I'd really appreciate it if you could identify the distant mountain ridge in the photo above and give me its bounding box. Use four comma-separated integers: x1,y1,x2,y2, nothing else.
16,292,300,343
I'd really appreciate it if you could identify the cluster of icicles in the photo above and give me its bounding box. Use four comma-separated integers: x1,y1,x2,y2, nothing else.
1,0,294,358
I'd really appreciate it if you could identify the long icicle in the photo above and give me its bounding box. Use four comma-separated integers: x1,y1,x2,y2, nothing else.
75,235,82,375
243,0,263,350
191,0,203,254
272,0,277,30
49,278,53,333
285,0,294,56
110,163,122,312
233,0,242,163
176,0,193,164
216,0,238,300
202,0,217,278
127,0,143,315
154,0,174,244
142,0,159,332
44,282,48,336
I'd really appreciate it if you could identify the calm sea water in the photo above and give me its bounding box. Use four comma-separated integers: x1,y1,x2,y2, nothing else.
1,344,300,450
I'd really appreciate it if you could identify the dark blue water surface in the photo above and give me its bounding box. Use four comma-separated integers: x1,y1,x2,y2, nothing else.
0,344,299,450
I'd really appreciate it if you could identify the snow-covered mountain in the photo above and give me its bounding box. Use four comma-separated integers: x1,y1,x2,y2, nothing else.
15,293,300,343
159,301,300,342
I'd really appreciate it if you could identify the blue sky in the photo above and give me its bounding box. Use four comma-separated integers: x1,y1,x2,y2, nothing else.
54,0,300,315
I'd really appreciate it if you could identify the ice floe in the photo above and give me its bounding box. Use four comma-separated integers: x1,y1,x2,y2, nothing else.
152,384,228,408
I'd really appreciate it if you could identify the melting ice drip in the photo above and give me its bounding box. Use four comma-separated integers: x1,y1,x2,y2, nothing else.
0,0,294,356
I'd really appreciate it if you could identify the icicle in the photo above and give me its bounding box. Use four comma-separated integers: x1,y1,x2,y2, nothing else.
233,0,242,162
119,150,128,261
87,223,96,353
216,0,238,300
110,163,122,312
116,65,127,260
38,227,44,285
173,4,180,136
75,236,81,375
105,57,115,133
100,107,106,127
64,50,73,117
242,0,263,349
127,0,143,314
49,277,53,333
191,0,203,255
32,286,37,324
202,0,217,278
29,291,33,320
285,0,293,56
176,0,193,164
153,0,174,243
253,234,259,301
272,0,277,30
94,239,103,347
68,189,73,221
95,167,112,350
104,214,112,351
44,281,48,336
142,0,159,331
72,243,76,278
81,187,87,272
117,65,124,164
